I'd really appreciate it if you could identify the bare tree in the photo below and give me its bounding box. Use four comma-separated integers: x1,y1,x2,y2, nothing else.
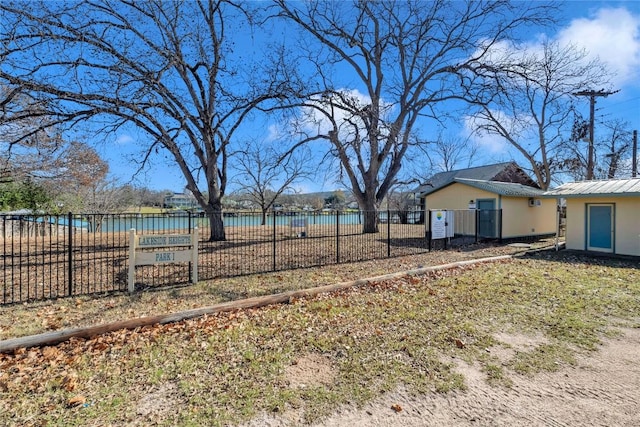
418,133,479,175
1,85,65,184
0,0,284,241
44,141,133,225
599,120,634,179
558,113,590,181
1,93,120,214
232,140,313,225
384,182,421,224
273,0,554,233
564,119,634,180
467,40,609,189
58,177,132,231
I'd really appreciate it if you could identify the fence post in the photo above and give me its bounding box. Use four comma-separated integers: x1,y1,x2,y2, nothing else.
188,212,192,279
428,210,432,252
475,209,479,243
67,212,73,297
444,210,448,250
272,211,277,271
387,209,391,257
128,228,136,292
191,227,198,284
336,210,340,264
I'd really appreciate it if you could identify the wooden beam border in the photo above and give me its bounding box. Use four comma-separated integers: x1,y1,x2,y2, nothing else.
0,255,512,353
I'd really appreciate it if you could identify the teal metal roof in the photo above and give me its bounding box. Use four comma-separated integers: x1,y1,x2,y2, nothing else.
545,179,640,197
454,179,547,197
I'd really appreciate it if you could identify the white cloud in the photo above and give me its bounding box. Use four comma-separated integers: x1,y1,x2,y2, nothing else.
299,88,395,139
266,124,284,142
115,134,134,145
477,7,640,88
463,6,640,155
556,7,640,87
462,114,508,154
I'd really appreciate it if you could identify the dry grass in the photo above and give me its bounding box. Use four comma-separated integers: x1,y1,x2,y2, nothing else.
3,241,637,427
1,241,533,340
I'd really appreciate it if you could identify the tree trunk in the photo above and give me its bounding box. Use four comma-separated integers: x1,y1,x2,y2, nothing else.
398,210,409,224
361,199,379,234
261,209,267,226
206,201,226,241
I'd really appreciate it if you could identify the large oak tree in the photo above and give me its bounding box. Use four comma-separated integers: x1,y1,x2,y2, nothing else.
274,0,555,233
0,0,283,240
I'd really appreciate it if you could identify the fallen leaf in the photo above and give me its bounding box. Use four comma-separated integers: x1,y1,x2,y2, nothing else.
42,346,60,361
67,395,86,407
62,373,78,392
391,404,402,413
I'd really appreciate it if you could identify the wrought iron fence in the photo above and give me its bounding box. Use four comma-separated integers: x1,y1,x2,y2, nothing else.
1,210,441,304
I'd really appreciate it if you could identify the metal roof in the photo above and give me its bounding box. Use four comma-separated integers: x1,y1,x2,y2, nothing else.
454,179,547,197
544,178,640,197
415,162,538,196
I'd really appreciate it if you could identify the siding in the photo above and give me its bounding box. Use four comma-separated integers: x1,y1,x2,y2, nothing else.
501,196,557,238
425,183,495,210
565,197,640,256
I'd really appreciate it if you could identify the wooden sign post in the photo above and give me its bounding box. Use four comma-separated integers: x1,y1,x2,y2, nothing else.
128,227,198,292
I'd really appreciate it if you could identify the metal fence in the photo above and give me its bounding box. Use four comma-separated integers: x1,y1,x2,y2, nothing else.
424,209,502,243
1,210,448,305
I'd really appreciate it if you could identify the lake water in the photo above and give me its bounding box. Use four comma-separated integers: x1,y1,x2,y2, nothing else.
4,211,422,233
98,211,367,232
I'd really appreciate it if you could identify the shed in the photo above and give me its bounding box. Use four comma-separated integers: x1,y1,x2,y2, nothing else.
544,178,640,256
417,163,557,240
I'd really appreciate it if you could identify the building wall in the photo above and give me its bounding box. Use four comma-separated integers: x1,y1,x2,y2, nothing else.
163,193,198,209
500,196,557,238
424,184,495,211
565,197,640,256
564,198,584,252
423,184,494,235
424,183,557,239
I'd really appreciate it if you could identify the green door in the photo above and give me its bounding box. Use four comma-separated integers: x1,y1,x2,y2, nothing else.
477,199,497,238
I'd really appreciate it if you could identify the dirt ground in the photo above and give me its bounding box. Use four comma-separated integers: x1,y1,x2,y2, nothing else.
246,325,640,427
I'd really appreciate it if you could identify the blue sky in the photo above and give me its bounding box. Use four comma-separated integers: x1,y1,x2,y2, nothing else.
468,2,640,153
100,1,640,194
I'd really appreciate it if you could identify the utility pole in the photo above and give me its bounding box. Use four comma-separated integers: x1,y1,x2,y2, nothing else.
633,130,638,178
574,89,618,180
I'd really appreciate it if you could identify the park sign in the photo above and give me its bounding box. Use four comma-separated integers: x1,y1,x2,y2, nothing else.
128,228,198,292
430,210,454,240
138,234,193,247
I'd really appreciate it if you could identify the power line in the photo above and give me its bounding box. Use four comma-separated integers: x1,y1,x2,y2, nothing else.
596,95,640,111
594,96,640,124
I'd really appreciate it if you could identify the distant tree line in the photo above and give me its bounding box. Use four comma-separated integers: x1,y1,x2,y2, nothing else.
0,135,171,213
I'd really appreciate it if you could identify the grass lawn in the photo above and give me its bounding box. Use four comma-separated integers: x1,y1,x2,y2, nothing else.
1,251,638,426
125,206,170,214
